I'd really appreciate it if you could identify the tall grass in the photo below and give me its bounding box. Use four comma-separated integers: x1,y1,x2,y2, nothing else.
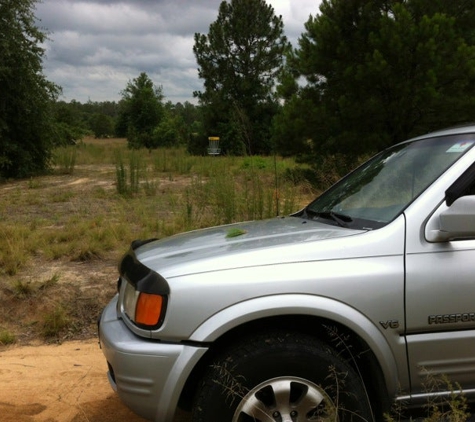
75,137,126,164
0,138,316,277
53,146,77,174
115,150,128,195
0,225,30,276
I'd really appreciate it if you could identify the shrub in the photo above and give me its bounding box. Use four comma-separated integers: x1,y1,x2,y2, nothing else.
41,305,70,339
0,330,16,345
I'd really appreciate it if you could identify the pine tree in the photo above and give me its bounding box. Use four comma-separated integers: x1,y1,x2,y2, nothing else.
193,0,289,155
276,0,475,157
118,73,164,149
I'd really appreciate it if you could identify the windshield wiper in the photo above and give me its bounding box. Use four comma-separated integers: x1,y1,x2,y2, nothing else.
304,209,353,228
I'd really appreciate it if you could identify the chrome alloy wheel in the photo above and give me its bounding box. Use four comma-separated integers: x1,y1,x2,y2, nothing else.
232,376,337,422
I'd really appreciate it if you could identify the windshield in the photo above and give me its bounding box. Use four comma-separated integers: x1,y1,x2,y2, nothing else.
301,134,475,230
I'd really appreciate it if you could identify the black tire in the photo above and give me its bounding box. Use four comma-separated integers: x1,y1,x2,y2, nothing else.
192,330,373,422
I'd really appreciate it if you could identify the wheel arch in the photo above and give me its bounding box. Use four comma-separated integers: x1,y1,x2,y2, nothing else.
179,295,396,415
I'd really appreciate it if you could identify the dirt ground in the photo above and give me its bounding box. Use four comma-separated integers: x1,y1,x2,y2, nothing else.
0,339,191,422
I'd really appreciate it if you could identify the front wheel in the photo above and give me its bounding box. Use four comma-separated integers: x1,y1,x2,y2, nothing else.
192,330,373,421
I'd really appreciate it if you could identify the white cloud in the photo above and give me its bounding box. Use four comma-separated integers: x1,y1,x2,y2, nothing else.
36,0,322,103
269,0,319,42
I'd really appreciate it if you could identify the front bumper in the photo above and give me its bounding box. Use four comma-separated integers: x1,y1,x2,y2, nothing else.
99,296,208,422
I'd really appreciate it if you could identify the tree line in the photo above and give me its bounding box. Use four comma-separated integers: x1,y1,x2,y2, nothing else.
2,0,475,179
51,95,201,149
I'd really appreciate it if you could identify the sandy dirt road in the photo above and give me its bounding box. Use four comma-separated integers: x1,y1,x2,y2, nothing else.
0,339,191,422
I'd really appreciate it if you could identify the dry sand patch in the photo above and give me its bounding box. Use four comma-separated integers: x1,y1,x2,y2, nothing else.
0,340,190,422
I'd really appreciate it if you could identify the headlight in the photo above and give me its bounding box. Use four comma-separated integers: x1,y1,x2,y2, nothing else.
123,281,139,319
119,242,170,330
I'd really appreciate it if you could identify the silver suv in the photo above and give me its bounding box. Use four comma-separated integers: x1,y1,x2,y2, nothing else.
99,126,475,421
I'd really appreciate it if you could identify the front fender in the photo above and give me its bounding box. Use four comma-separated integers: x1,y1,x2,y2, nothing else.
189,294,404,397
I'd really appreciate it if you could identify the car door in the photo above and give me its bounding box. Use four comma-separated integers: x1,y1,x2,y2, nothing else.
405,160,475,399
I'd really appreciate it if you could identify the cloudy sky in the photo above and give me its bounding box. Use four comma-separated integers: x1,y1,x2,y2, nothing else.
34,0,321,104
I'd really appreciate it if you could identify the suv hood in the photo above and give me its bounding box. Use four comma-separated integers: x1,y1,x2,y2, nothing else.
134,217,364,278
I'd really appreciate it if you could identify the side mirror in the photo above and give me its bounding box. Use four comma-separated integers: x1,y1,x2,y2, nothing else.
426,196,475,242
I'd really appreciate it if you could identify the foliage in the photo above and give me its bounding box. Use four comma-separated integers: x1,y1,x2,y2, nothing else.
153,114,185,147
274,0,475,159
118,72,165,149
422,372,470,422
84,100,121,138
226,228,247,238
49,98,200,148
0,0,61,178
41,305,70,339
52,100,120,140
91,113,115,138
173,101,202,129
385,372,470,422
193,0,290,155
52,100,90,143
271,92,314,158
0,330,16,345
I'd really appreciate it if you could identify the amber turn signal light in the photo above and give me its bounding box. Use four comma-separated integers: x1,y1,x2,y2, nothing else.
135,293,163,326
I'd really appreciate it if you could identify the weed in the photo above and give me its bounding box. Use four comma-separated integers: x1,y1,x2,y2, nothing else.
183,188,194,230
8,274,60,300
54,146,77,174
91,185,109,199
211,362,248,407
241,156,268,170
211,172,237,224
114,150,128,195
0,330,16,345
75,138,123,164
39,273,60,290
280,185,299,215
143,178,159,196
421,372,469,422
384,375,470,422
114,149,145,195
152,147,194,173
324,365,349,420
41,305,70,339
75,247,102,262
28,178,42,189
325,325,374,420
11,280,34,298
128,151,141,194
384,399,408,422
325,326,471,422
50,189,75,203
377,369,471,422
